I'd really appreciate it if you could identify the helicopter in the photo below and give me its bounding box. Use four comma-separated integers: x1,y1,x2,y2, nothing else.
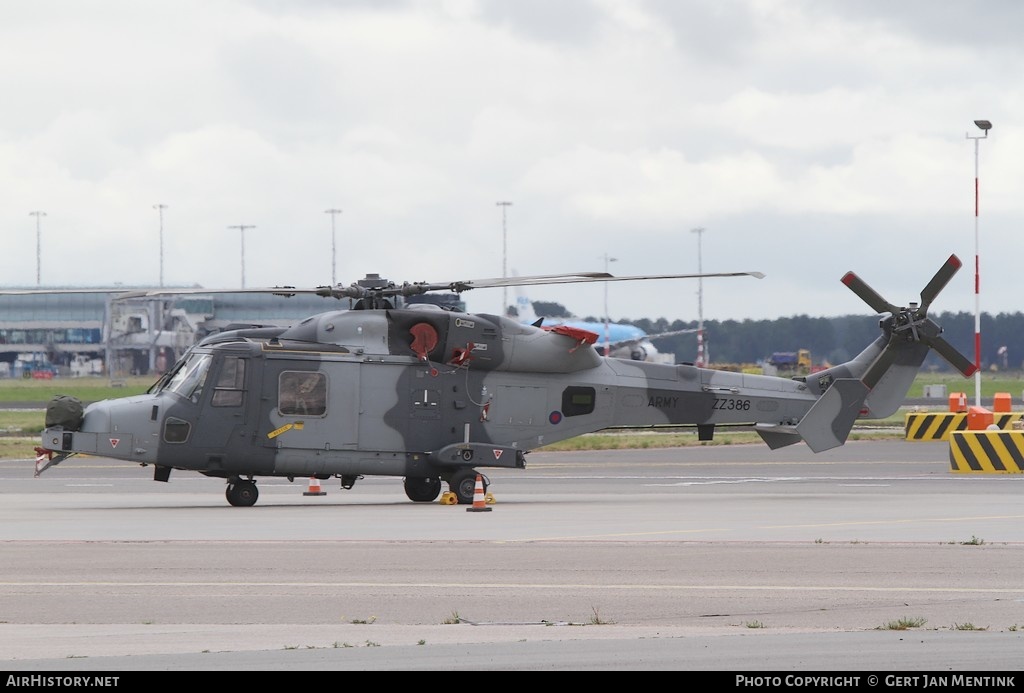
30,255,974,507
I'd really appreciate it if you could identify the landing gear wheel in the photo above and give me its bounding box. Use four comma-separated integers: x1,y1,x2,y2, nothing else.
226,479,259,507
404,476,442,503
449,468,485,505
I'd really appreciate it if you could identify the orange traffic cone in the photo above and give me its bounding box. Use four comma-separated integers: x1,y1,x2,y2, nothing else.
466,474,492,512
303,476,326,496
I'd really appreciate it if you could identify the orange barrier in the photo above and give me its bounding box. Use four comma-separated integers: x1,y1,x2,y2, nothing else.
993,392,1012,413
967,406,994,430
949,392,967,413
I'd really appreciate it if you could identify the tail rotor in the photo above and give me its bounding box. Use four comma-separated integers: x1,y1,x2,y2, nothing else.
844,253,976,383
796,254,975,453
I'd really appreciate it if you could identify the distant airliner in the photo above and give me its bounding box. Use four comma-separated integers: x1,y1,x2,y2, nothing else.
508,288,693,364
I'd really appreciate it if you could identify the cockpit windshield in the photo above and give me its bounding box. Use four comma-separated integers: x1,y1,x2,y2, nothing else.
162,352,212,402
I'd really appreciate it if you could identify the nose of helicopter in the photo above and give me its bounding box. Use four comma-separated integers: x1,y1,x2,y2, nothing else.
85,394,163,453
41,393,163,464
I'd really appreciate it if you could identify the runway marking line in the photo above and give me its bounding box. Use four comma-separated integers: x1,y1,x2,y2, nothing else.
759,514,1024,529
2,581,1023,595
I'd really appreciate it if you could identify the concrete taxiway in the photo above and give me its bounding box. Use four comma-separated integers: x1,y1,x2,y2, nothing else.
1,440,1023,670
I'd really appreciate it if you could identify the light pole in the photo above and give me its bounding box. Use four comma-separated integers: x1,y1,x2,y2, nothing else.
29,211,45,286
228,224,255,288
966,119,991,406
325,208,342,285
153,204,168,287
603,253,618,352
692,227,706,367
497,201,512,314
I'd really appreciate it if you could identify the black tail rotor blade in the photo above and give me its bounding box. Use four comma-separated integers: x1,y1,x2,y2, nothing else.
930,335,978,377
919,254,962,315
841,272,898,315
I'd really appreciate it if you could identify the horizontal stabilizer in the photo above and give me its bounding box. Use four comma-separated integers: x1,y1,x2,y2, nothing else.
753,425,802,450
795,379,870,453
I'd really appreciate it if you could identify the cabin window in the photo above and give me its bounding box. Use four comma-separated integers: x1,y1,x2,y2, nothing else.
211,357,246,407
278,371,327,416
561,386,596,417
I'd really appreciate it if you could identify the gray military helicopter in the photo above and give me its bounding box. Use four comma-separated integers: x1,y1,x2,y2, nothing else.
33,255,974,507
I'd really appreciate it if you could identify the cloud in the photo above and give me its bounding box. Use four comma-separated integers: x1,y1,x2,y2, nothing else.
0,0,1018,324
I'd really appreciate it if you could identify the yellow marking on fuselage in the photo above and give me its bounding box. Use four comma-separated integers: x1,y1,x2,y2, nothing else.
267,421,305,439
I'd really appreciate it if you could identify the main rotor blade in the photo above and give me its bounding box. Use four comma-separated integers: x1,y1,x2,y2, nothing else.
929,335,978,377
111,287,308,300
602,328,701,350
504,271,765,286
436,272,612,292
0,286,314,300
919,254,962,315
3,269,764,303
0,287,164,296
841,272,898,316
644,328,700,340
413,271,764,294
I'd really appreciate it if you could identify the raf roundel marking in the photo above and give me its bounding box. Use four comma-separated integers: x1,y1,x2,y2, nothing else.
549,411,563,425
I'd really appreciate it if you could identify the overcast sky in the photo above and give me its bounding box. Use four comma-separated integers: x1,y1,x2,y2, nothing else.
2,1,1020,325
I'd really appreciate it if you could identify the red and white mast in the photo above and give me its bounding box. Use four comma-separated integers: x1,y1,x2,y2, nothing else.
967,120,991,406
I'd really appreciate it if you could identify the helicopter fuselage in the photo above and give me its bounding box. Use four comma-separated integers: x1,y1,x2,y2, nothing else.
41,306,851,483
31,254,974,507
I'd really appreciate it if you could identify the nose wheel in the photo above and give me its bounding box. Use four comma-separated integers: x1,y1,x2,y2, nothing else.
226,478,259,507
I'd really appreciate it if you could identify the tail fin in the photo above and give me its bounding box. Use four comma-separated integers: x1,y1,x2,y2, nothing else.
795,378,871,452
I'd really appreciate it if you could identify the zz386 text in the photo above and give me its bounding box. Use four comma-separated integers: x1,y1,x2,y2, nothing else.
712,398,751,411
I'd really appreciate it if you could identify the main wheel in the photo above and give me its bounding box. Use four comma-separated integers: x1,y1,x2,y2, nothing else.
449,468,484,505
404,476,442,503
226,479,259,507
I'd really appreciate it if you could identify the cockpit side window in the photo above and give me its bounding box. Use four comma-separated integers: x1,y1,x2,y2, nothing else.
164,353,212,403
211,357,246,407
278,370,327,416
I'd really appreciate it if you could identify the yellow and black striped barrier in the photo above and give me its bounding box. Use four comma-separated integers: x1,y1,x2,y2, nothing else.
905,412,1022,441
949,429,1024,473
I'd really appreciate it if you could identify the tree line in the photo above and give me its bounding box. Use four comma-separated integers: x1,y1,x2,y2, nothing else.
632,312,1022,373
533,301,1021,373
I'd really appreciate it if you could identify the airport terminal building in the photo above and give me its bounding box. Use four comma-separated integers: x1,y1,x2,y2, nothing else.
0,289,348,379
0,288,465,379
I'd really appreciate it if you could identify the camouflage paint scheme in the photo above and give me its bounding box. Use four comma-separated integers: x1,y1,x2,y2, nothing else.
38,255,972,506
